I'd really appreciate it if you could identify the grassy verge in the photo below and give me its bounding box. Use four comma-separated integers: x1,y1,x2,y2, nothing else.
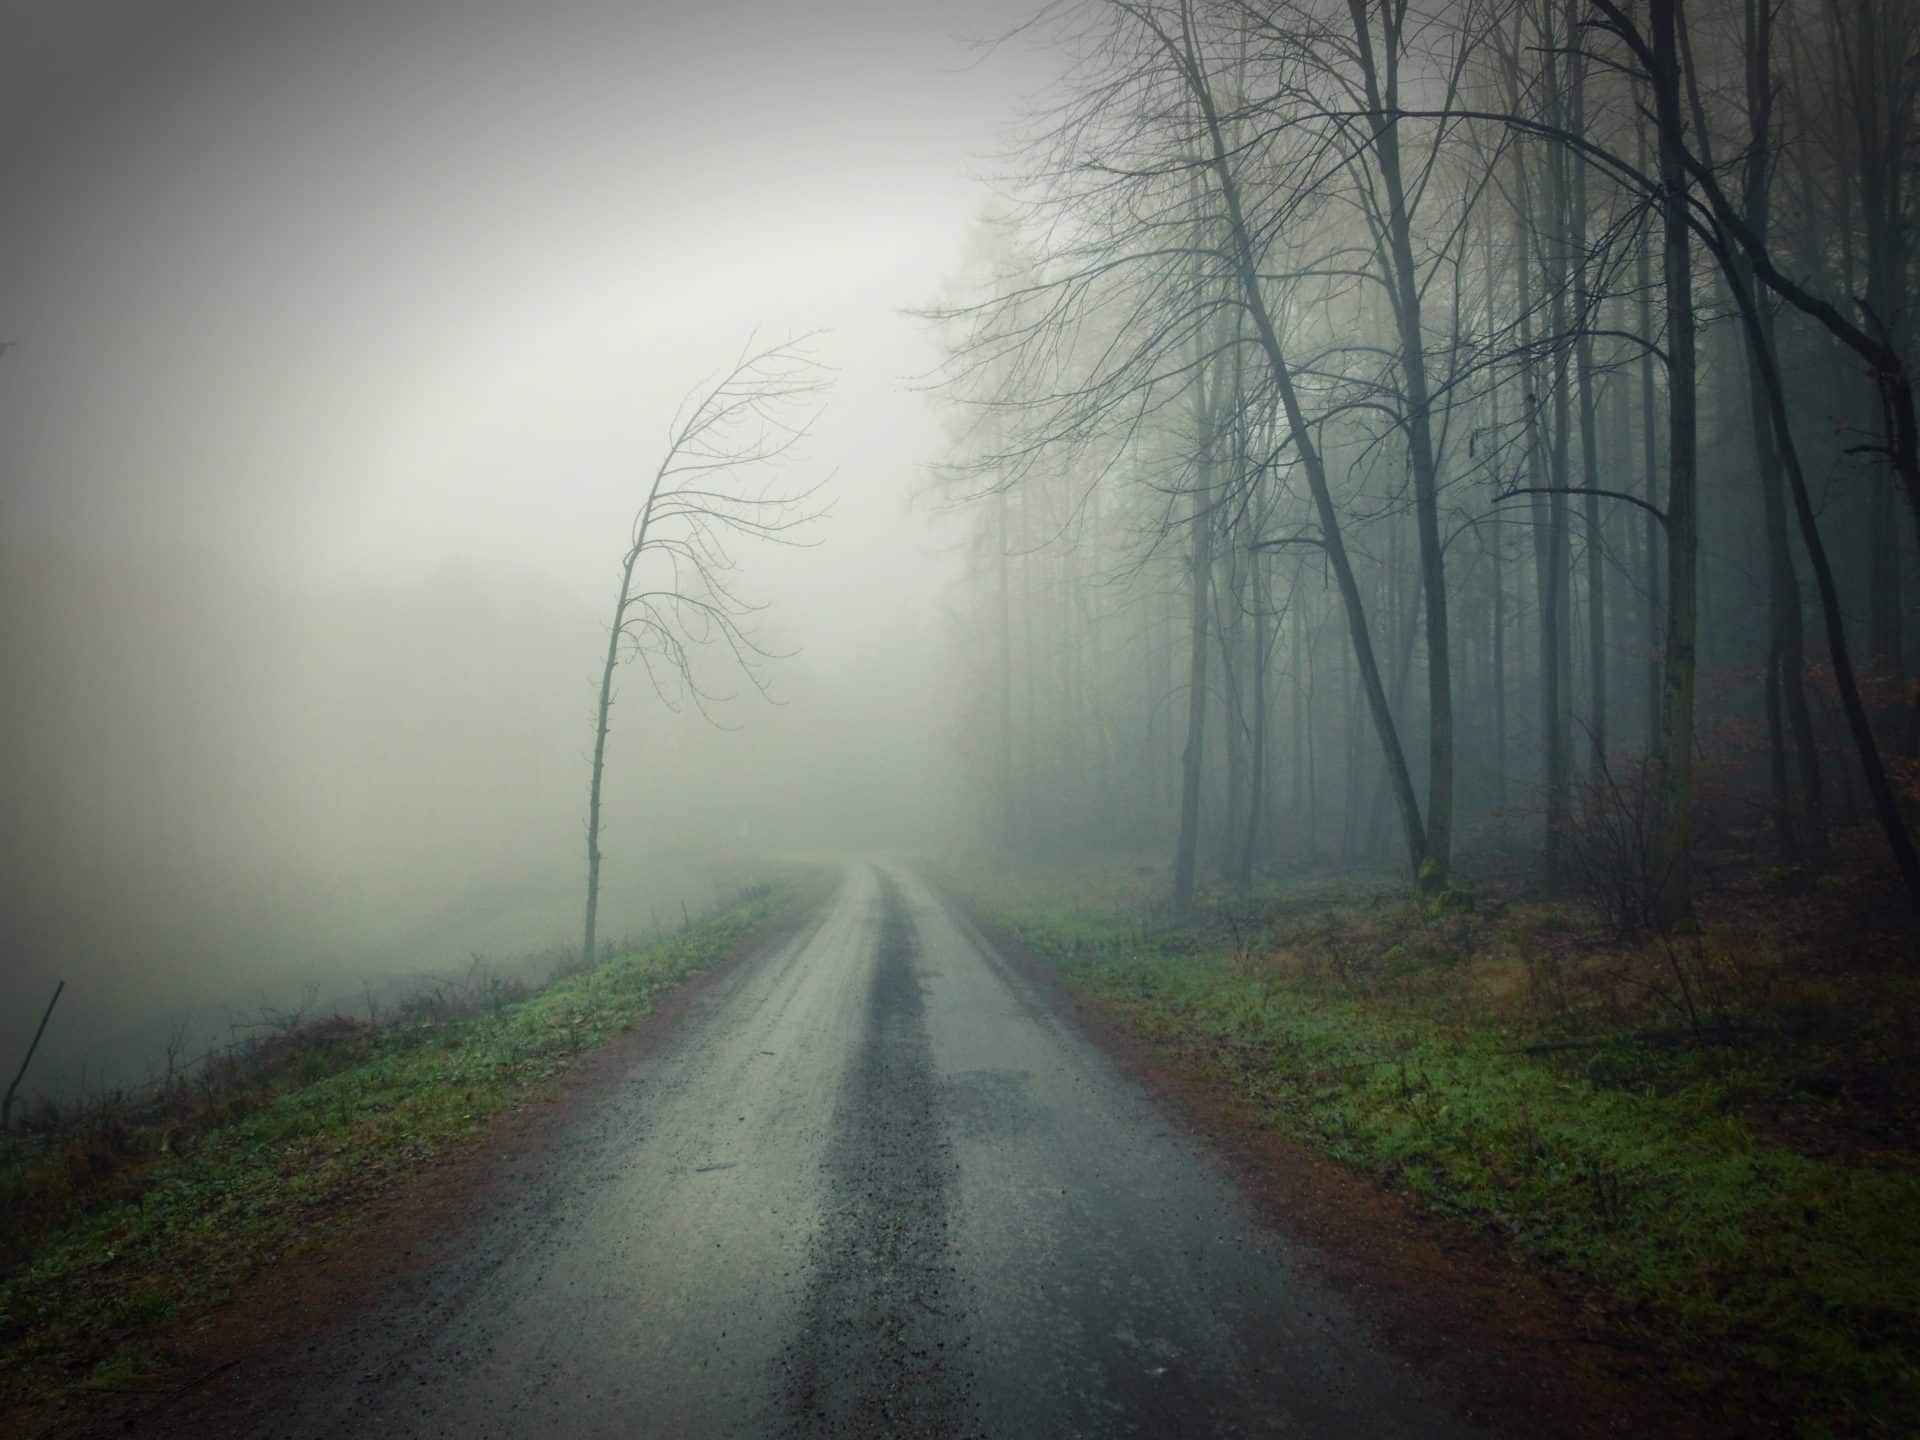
957,856,1919,1438
0,870,829,1413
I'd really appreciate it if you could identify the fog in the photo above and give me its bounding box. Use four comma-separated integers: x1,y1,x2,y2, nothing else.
0,0,1046,1091
7,6,1916,1431
6,0,1915,1100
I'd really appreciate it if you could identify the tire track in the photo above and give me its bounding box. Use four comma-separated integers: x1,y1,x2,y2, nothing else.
776,868,975,1438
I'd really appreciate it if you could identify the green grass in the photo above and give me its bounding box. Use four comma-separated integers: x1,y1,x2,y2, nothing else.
971,863,1920,1438
0,872,827,1412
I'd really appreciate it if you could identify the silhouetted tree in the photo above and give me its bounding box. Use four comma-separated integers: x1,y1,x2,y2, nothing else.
581,337,827,971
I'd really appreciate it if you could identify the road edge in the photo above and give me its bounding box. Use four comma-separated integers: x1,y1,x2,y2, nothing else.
925,870,1724,1440
31,871,841,1440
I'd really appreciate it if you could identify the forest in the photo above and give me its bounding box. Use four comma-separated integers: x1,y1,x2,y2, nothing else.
2,1,1917,1435
928,0,1917,930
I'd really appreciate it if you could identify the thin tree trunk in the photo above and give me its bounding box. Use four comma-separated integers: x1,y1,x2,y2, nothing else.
1651,0,1699,927
996,487,1016,854
1636,100,1664,758
1741,0,1825,865
1173,477,1213,917
1568,8,1606,772
1158,551,1177,814
1172,274,1219,916
1021,491,1036,844
1239,552,1270,889
1217,512,1248,873
583,536,647,972
1869,480,1900,679
1349,0,1454,891
1720,204,1920,907
1063,515,1082,832
1183,25,1429,882
1343,632,1361,860
1491,525,1508,820
1485,221,1509,821
1851,0,1910,682
1542,32,1574,877
1369,523,1424,859
1507,88,1563,878
1297,588,1318,856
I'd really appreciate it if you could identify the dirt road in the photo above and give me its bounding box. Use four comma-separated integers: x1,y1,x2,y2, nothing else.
273,864,1466,1438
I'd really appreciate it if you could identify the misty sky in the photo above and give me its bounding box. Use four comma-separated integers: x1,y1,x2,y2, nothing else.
0,0,1054,1087
4,0,1043,611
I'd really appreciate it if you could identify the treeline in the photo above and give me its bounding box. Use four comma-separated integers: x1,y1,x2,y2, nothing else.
929,0,1918,924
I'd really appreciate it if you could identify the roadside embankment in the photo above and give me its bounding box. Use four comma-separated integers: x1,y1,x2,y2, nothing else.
947,856,1920,1439
0,868,832,1428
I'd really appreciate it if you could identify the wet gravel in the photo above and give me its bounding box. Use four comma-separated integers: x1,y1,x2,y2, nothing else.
260,863,1469,1439
778,871,976,1437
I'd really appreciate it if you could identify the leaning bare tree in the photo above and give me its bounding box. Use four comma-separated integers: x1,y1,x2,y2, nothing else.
581,335,829,971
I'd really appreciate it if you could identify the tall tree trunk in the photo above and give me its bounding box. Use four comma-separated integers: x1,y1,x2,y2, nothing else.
1651,0,1699,928
995,487,1016,855
1296,588,1318,856
1217,516,1249,873
1509,128,1564,876
1343,632,1362,860
1850,0,1911,684
1369,523,1425,859
1636,99,1665,758
1239,552,1270,889
1160,550,1178,812
583,614,617,972
1063,514,1083,832
1868,483,1901,680
1542,31,1575,876
1021,490,1036,844
1349,0,1454,891
1723,218,1920,908
1568,9,1606,772
1505,23,1569,881
584,534,648,972
1491,524,1508,820
1181,23,1430,882
1172,376,1217,918
1741,0,1825,865
1485,222,1510,821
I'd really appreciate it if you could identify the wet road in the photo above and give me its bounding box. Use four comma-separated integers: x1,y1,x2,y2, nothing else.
279,865,1468,1438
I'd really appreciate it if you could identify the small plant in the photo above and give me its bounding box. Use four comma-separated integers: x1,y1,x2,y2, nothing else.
0,872,821,1418
1565,747,1673,934
973,849,1920,1435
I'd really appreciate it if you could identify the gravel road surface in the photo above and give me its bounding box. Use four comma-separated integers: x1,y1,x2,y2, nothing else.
275,864,1469,1438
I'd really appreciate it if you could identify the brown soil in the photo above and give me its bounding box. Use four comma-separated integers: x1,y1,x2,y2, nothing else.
5,891,829,1440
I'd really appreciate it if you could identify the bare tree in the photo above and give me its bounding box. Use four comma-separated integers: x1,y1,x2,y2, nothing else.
923,0,1917,920
1736,0,1825,867
581,337,829,972
1150,0,1435,891
1337,0,1469,892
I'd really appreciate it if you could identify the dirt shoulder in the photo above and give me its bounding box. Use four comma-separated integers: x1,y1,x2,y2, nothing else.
938,884,1739,1440
6,882,832,1440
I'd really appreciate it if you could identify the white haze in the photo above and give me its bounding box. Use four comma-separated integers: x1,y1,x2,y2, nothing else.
0,0,1051,1091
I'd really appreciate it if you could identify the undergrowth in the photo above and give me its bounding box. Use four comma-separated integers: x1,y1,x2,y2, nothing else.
966,851,1920,1438
0,872,824,1416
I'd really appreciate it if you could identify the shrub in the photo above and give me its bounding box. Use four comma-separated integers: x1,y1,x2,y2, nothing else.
1565,748,1672,934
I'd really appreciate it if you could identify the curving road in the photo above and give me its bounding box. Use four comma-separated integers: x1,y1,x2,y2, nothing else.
277,864,1469,1438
